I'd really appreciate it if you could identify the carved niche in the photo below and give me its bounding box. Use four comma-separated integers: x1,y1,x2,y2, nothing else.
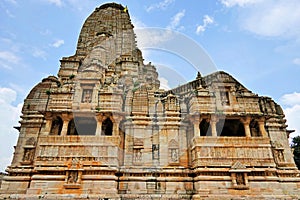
229,161,250,190
152,144,159,160
81,84,95,103
271,141,285,166
21,137,36,164
168,139,179,165
22,148,34,163
64,158,83,188
133,148,143,165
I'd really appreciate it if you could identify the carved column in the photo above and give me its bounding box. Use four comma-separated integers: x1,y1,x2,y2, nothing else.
194,122,200,136
61,113,71,136
112,115,123,136
95,114,103,136
210,115,218,137
258,118,268,137
191,116,201,137
241,117,251,137
44,112,52,134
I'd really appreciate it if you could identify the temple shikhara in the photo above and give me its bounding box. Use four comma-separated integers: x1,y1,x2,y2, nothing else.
1,3,299,199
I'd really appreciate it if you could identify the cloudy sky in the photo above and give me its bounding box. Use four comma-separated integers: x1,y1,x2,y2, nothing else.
0,0,300,172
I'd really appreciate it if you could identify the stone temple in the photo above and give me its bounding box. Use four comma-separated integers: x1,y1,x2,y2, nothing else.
1,3,300,199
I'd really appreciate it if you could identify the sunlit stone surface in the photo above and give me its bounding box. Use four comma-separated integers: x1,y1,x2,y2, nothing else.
1,3,299,199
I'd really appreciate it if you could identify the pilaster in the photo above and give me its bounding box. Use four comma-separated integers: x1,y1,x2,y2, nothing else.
241,117,251,137
61,113,71,136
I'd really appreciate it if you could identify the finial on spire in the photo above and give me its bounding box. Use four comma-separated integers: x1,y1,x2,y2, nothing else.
196,71,202,79
123,6,128,13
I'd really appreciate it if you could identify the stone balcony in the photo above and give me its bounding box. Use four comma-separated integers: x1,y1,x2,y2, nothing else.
191,136,275,168
38,135,121,144
35,136,122,168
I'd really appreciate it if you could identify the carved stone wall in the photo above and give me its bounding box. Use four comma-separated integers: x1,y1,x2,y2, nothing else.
1,3,299,200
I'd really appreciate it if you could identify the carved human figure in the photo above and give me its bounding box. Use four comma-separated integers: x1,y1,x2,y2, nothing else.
220,91,230,105
171,149,178,162
23,149,34,161
152,144,159,160
278,150,284,162
134,149,142,162
236,173,245,185
68,171,78,184
82,89,92,103
71,157,78,168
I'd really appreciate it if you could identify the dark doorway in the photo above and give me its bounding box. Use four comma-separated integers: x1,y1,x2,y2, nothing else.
200,119,212,136
67,119,78,135
73,117,97,135
217,119,245,137
102,118,113,136
50,117,63,135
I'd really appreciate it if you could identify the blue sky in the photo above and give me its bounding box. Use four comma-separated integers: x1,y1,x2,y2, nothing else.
0,0,300,172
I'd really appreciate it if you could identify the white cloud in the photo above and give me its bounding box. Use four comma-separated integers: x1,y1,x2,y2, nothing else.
40,29,52,36
292,58,300,65
284,105,300,139
167,10,185,30
132,17,146,28
0,87,17,104
5,9,15,18
135,28,174,50
52,39,64,48
159,77,171,90
146,0,175,12
32,48,47,60
196,15,214,34
279,92,300,139
220,0,262,7
136,10,185,48
45,0,63,7
0,87,22,172
0,51,20,64
0,51,20,69
221,0,300,39
64,0,97,13
5,0,17,5
280,92,300,106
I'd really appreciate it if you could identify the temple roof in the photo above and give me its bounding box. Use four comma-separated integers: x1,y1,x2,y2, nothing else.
76,3,135,57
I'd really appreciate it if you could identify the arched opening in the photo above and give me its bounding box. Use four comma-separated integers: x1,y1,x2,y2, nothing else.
217,119,245,137
67,119,78,135
50,116,63,135
199,119,212,136
101,118,113,136
250,120,260,137
75,117,97,135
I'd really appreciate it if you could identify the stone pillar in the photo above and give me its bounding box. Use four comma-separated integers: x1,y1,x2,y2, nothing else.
258,118,268,137
210,115,218,137
44,112,52,134
244,172,249,186
112,115,123,136
194,122,200,136
241,117,251,137
95,114,103,136
61,113,71,136
191,116,201,137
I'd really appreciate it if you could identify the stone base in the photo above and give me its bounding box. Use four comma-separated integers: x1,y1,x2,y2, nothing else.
0,193,299,200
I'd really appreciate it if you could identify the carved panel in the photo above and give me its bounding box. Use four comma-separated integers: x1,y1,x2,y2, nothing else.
133,148,143,165
152,144,159,160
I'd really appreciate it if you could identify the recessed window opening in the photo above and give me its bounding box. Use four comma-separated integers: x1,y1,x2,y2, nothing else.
218,119,245,137
102,118,113,136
